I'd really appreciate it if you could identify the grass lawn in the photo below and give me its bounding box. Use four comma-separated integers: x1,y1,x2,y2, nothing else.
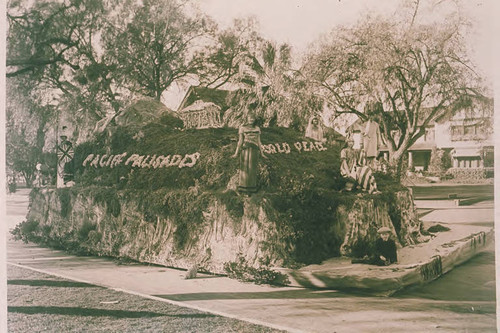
7,265,284,333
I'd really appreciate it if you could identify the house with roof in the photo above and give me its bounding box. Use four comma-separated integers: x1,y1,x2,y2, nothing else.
347,107,493,175
176,86,234,129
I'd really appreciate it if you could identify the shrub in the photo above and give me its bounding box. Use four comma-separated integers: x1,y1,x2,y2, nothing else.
428,148,452,176
485,168,494,178
92,187,121,217
11,220,42,243
216,190,244,219
224,255,290,286
427,224,450,233
78,221,97,241
446,168,486,180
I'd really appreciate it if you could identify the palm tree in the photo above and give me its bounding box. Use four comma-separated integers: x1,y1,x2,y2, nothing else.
237,41,295,126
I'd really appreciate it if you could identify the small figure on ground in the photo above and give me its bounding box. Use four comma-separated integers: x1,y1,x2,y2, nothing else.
34,162,43,188
232,109,266,193
352,226,398,266
305,115,326,142
185,264,198,279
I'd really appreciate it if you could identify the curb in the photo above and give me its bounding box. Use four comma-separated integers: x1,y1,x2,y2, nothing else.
7,262,304,333
455,196,494,206
283,229,493,295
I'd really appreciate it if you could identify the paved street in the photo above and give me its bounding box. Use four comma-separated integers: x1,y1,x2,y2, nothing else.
6,188,497,332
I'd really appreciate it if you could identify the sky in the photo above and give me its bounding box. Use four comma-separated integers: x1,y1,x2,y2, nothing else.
163,0,496,109
199,0,494,64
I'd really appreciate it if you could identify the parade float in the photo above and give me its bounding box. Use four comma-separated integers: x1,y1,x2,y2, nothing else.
17,103,424,282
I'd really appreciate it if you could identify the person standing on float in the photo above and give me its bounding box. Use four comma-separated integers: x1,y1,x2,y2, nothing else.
232,109,266,193
363,102,383,169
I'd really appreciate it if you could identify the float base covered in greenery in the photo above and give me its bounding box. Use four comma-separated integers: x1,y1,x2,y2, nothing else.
18,125,424,275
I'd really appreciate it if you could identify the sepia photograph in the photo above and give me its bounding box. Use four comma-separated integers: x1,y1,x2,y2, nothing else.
2,0,497,331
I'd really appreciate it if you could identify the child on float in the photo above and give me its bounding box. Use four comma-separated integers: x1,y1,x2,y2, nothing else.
351,226,398,266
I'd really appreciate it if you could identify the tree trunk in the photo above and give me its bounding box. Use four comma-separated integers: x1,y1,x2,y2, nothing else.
36,117,47,152
339,190,424,257
23,172,34,188
387,138,414,181
388,149,405,180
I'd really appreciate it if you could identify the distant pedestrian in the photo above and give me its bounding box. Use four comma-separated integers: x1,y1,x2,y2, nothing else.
34,163,43,188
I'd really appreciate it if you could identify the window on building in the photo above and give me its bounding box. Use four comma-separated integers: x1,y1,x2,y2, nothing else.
424,127,435,142
456,157,481,168
451,126,463,141
464,125,476,136
483,148,494,168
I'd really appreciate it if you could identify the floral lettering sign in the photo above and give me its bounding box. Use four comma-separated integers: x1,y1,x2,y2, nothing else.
82,152,201,169
262,141,327,155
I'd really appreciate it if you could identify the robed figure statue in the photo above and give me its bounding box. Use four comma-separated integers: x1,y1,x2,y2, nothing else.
232,111,266,193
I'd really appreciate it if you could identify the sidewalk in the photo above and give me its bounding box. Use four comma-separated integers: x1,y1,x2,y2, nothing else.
405,182,494,187
414,200,495,209
416,199,494,223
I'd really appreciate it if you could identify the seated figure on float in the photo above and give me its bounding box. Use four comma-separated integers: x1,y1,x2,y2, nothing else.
351,226,398,266
340,137,380,194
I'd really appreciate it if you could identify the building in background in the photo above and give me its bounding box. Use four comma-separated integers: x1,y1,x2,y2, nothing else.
346,106,493,176
176,86,233,129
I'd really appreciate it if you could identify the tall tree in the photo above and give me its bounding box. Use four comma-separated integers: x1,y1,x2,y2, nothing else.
7,0,122,133
104,0,212,100
199,17,261,89
303,16,489,175
234,40,298,126
6,77,57,186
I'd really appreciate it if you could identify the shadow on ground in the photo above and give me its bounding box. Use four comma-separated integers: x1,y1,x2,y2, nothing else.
156,289,345,302
8,279,98,288
8,306,216,318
